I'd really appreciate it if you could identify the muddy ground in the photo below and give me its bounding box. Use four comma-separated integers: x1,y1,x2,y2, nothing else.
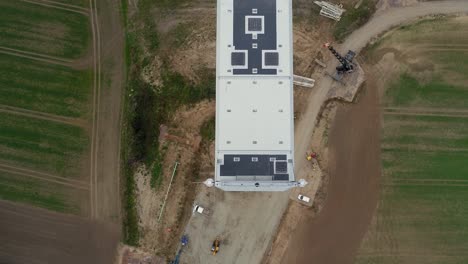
281,80,381,264
94,0,125,223
0,200,120,264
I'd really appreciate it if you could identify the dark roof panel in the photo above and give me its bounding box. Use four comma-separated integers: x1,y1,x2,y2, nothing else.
248,17,263,31
265,52,279,66
220,154,289,179
231,52,246,66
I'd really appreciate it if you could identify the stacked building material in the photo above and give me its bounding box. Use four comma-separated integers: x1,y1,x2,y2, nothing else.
314,1,346,21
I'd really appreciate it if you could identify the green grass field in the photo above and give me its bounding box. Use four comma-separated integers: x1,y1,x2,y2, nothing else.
0,53,92,117
385,74,468,109
356,17,468,264
0,0,93,215
0,1,90,59
0,112,88,178
0,171,82,213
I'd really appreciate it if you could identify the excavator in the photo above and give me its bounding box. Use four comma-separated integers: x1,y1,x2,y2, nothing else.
324,42,356,82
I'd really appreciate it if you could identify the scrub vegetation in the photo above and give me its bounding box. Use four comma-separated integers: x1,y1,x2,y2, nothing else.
120,0,215,245
333,0,376,42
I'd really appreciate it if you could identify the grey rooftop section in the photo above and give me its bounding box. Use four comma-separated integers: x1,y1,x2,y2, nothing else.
220,155,289,180
232,0,278,75
215,0,296,191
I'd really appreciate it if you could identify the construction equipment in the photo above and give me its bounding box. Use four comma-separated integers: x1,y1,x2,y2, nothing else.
306,152,318,161
169,235,189,264
324,42,356,82
211,238,220,255
314,1,346,21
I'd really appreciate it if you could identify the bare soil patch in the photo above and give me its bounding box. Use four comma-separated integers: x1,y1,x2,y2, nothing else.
281,81,381,264
136,100,215,257
93,0,125,223
0,200,120,264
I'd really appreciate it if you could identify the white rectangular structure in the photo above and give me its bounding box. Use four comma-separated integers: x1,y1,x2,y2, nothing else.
215,0,297,191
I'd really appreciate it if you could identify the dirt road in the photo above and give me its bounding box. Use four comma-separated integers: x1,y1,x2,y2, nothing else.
91,0,125,222
345,0,468,53
279,1,468,263
0,200,120,264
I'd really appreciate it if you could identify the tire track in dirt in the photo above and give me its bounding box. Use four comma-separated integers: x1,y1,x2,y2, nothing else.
382,143,468,152
88,0,97,219
31,0,89,11
384,107,468,114
384,111,468,118
88,0,102,219
0,104,87,128
384,182,468,187
93,0,102,221
0,162,89,190
0,49,71,67
0,46,73,63
0,46,92,70
20,0,89,16
399,44,468,58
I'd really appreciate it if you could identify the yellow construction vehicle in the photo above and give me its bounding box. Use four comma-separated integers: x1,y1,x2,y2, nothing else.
211,238,220,255
306,151,318,161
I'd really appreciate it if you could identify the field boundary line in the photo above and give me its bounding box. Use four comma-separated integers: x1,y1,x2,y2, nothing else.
0,49,71,67
20,0,89,16
0,164,89,190
0,46,73,63
0,104,87,128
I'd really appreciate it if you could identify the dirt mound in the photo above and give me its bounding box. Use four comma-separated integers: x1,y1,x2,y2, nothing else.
280,82,381,264
0,200,120,264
